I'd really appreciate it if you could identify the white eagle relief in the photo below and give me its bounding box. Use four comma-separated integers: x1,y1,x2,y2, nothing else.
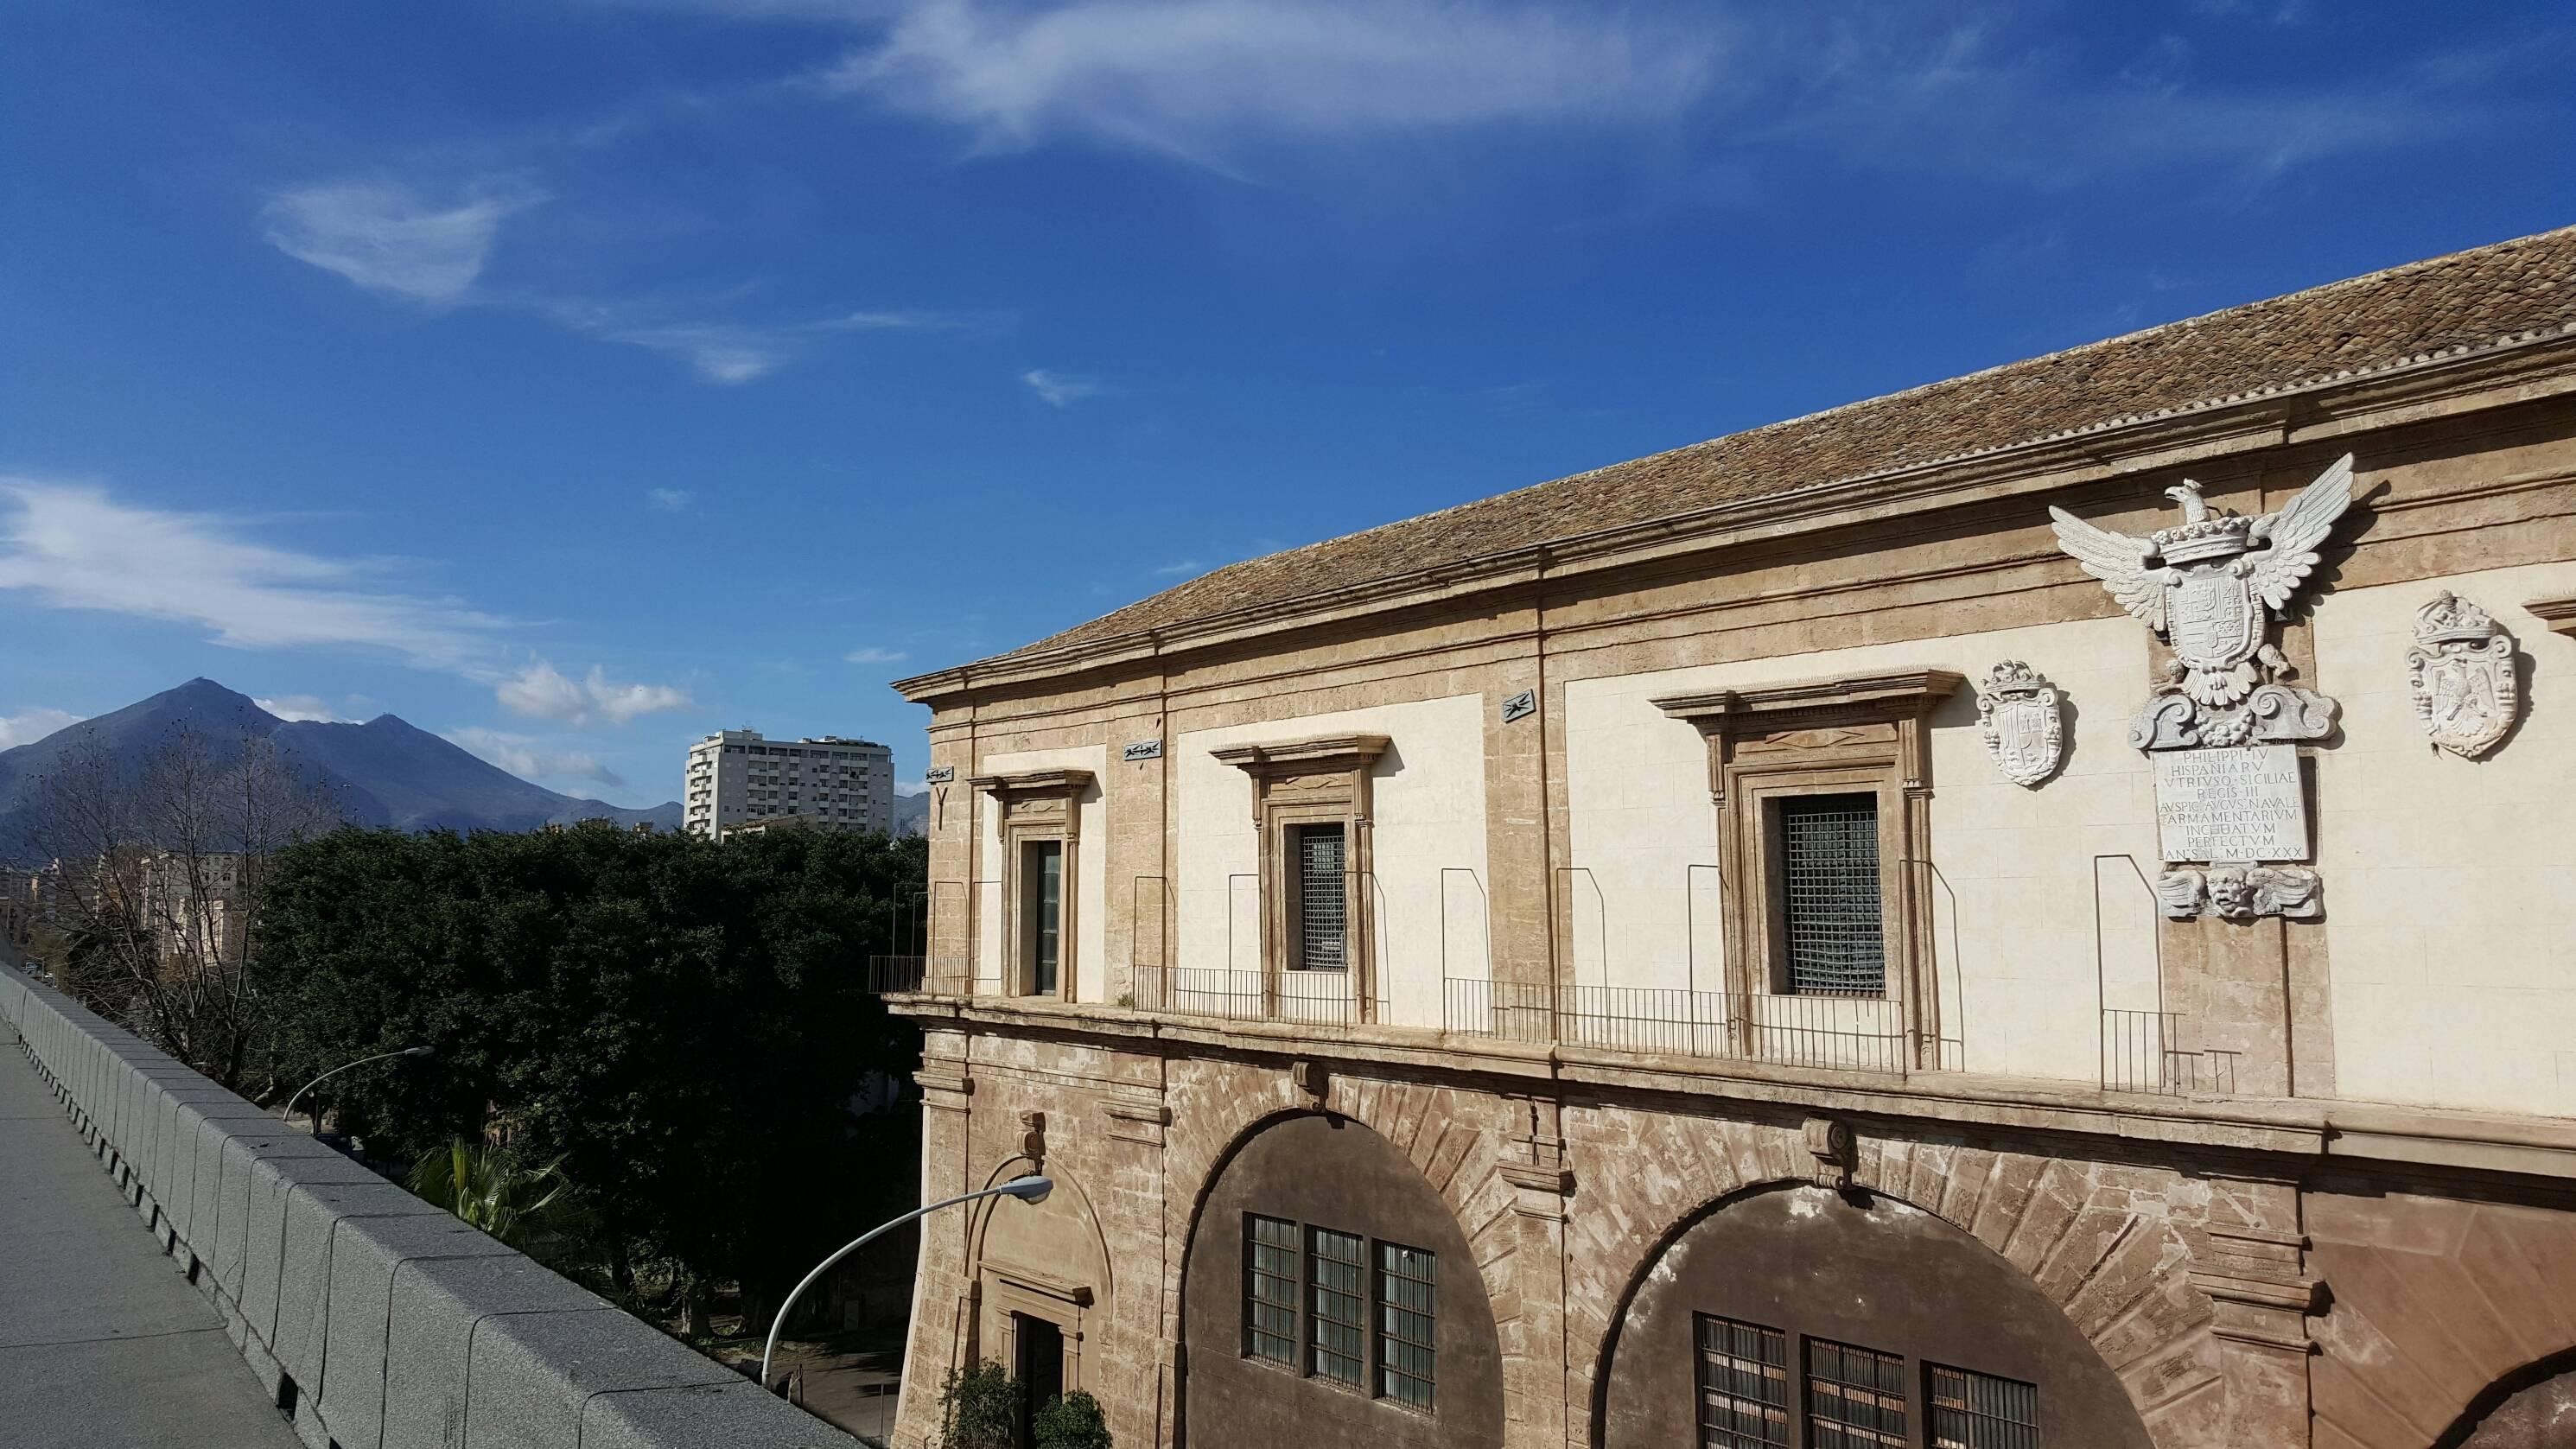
2049,454,2355,708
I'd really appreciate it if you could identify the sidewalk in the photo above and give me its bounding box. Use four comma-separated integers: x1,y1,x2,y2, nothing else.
0,1041,302,1449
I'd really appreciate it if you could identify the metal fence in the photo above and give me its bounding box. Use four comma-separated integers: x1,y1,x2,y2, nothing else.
1130,964,1379,1027
2099,1008,2238,1096
1442,979,1923,1075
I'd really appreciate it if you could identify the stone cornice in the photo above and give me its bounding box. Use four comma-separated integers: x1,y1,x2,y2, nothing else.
1651,670,1965,729
1208,733,1390,778
2528,593,2576,639
967,767,1094,797
894,333,2576,705
883,992,2576,1185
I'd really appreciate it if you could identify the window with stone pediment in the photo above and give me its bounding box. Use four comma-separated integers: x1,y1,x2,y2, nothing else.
1209,734,1388,1017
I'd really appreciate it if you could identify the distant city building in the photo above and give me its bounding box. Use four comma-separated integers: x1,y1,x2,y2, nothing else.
684,729,893,838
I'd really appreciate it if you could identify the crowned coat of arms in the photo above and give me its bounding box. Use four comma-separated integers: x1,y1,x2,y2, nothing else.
1975,661,2063,787
2406,592,2519,758
2051,454,2359,920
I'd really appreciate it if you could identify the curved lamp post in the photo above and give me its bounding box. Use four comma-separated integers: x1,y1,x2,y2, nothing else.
762,1174,1053,1394
281,1045,434,1133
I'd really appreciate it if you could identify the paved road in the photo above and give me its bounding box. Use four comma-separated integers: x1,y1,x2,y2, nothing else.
0,1039,302,1449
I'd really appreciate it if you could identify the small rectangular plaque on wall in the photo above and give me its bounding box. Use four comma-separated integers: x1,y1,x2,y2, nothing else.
924,766,956,784
2153,744,2308,862
1499,690,1536,724
1123,740,1164,762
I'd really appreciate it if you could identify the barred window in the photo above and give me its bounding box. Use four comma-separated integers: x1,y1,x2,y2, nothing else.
1807,1338,1907,1449
1778,793,1886,995
1930,1363,2039,1449
1307,1227,1366,1386
1243,1215,1299,1366
1695,1314,1790,1449
1375,1242,1436,1409
1290,823,1347,972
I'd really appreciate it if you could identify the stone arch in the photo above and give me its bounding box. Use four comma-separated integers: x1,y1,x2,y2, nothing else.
1561,1114,2220,1447
1161,1068,1523,1361
2436,1347,2576,1448
1591,1177,2159,1449
1174,1106,1507,1449
962,1153,1116,1401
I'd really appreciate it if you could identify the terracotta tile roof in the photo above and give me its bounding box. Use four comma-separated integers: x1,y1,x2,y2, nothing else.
989,225,2576,669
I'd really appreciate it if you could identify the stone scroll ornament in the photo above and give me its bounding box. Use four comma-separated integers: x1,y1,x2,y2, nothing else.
1975,661,2064,787
2051,455,2357,920
2406,591,2519,759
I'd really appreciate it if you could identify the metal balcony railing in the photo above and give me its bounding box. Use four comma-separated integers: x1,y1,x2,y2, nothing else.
1441,979,1927,1076
2099,1009,2238,1096
1130,965,1380,1028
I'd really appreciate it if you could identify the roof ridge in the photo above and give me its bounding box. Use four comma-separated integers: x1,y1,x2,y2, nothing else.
935,223,2576,681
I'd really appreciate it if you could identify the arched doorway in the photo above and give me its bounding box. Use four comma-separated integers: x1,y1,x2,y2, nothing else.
965,1160,1113,1417
1597,1182,2153,1449
1180,1112,1503,1449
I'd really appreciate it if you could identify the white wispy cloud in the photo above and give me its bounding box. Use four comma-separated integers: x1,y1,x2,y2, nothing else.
1150,559,1204,577
826,0,1722,161
255,695,353,723
1021,368,1110,406
0,707,82,750
262,181,544,305
497,661,693,727
446,727,627,789
843,645,909,664
646,487,696,512
0,480,508,670
265,173,1002,383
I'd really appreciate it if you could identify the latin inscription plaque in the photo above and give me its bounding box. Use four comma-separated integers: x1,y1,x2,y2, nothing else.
2153,744,2307,862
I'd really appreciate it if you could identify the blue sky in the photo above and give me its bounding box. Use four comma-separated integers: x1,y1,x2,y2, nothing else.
4,0,2571,805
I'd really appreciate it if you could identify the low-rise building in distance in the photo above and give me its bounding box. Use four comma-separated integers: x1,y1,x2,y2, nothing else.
684,729,894,838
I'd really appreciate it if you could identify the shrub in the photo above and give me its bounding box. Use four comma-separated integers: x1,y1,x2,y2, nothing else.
1034,1389,1112,1449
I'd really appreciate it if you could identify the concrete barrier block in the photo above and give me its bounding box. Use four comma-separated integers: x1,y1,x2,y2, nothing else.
243,1153,398,1351
315,1215,535,1449
152,1088,239,1220
463,1306,742,1449
175,1103,277,1260
379,1255,613,1449
582,1380,870,1449
214,1131,347,1304
269,1179,447,1387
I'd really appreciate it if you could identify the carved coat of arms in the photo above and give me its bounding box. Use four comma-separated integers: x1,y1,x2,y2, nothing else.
1975,661,2063,787
2050,454,2354,709
2405,591,2519,758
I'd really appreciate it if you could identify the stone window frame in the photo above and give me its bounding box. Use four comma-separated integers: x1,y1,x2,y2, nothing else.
969,768,1091,1002
1209,734,1390,1020
1651,671,1960,1056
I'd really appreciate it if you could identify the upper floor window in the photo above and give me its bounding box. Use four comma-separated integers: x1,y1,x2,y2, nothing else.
1777,793,1886,996
1289,823,1347,972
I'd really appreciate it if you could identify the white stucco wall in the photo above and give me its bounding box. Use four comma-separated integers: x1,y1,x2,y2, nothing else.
1562,617,2162,1084
2312,562,2576,1116
976,745,1111,1004
1174,695,1491,1031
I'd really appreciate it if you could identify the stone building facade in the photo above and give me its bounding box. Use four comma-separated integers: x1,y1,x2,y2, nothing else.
885,227,2576,1449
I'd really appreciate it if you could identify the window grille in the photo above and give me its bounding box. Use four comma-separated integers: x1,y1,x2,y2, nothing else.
1307,1227,1365,1385
1243,1215,1299,1365
1024,842,1063,995
1778,794,1886,995
1807,1338,1907,1449
1294,825,1347,972
1930,1364,2039,1449
1375,1242,1437,1409
1695,1314,1790,1448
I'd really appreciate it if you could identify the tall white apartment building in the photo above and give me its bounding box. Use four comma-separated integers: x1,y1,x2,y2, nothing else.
682,730,894,838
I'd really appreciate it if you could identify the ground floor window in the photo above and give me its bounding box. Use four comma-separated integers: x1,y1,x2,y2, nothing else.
1695,1314,1790,1448
1808,1338,1909,1448
1930,1363,2040,1449
1238,1211,1437,1414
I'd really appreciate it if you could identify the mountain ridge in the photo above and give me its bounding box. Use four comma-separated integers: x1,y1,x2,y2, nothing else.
0,679,680,862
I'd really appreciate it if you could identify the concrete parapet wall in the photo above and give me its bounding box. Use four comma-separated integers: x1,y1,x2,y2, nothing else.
0,964,862,1449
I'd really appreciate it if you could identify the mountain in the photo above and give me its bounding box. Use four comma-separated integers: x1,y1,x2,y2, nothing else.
891,790,929,837
0,679,681,862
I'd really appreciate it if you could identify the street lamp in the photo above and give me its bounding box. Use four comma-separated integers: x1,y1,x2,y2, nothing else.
281,1045,434,1133
761,1174,1053,1394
